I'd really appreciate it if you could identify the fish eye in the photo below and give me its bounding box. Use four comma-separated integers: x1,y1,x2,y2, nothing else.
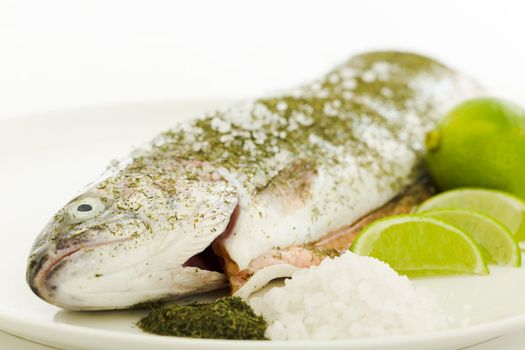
77,204,93,212
67,197,106,223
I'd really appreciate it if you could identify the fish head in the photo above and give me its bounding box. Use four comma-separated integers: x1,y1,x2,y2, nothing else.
27,158,238,310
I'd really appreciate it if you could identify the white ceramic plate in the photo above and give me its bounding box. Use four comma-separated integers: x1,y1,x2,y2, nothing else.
1,100,525,350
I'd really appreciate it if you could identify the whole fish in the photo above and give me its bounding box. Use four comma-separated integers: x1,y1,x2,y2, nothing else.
27,51,479,310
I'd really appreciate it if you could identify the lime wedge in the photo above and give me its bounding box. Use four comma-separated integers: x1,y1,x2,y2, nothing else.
416,188,525,241
350,215,488,277
419,209,521,267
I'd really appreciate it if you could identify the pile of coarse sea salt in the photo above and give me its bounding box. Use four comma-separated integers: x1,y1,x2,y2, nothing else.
249,252,450,340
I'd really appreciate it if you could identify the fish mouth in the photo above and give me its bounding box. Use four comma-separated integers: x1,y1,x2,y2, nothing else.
27,237,132,303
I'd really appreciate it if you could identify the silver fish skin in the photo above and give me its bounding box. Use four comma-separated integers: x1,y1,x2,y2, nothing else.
27,51,480,310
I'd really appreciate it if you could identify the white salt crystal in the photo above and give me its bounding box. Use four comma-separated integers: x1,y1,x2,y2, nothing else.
342,91,354,100
323,102,339,117
341,67,356,79
249,252,449,340
381,87,394,98
210,117,231,133
343,79,357,90
276,101,288,112
371,61,393,80
328,73,340,84
362,71,376,83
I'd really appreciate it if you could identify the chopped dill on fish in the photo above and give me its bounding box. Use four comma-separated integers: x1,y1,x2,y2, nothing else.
26,51,480,310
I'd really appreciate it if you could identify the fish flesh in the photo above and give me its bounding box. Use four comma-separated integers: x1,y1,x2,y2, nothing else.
26,51,480,310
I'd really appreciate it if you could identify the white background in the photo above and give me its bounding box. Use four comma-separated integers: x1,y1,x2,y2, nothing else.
1,0,525,120
1,0,525,349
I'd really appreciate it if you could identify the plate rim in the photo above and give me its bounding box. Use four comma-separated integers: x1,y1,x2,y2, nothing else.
1,305,525,349
2,101,525,350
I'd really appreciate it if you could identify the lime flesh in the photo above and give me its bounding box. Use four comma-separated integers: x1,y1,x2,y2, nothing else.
418,209,521,267
350,216,488,277
416,188,525,241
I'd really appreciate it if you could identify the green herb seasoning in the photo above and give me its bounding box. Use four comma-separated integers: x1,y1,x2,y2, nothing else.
137,297,268,340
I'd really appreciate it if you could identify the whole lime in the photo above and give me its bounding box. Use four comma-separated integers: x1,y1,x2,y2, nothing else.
425,97,525,199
